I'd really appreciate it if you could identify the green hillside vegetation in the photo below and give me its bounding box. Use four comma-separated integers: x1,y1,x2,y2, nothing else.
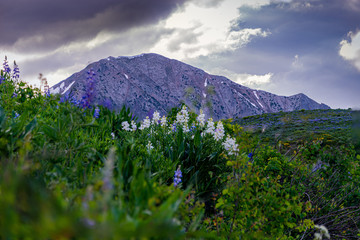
0,62,359,239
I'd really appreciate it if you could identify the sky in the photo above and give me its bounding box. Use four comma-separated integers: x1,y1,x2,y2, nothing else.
0,0,359,109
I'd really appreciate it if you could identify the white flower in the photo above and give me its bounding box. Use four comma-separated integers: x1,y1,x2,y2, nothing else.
205,118,215,135
213,121,225,141
131,120,137,131
197,109,205,126
314,225,330,239
176,105,190,132
222,136,238,155
161,115,167,127
121,121,131,131
146,141,154,152
111,132,115,140
176,105,189,124
139,116,151,130
152,111,161,124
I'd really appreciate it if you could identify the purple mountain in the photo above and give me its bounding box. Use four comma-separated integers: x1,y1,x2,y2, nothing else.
50,53,330,120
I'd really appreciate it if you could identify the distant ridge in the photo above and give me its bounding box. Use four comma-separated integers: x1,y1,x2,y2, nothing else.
50,53,330,120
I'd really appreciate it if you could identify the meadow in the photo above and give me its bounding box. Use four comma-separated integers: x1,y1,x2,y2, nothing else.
0,59,359,239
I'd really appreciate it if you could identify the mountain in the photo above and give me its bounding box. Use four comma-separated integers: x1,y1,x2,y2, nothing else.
50,53,330,120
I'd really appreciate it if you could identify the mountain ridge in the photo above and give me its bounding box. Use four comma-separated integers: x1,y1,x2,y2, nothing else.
50,53,330,120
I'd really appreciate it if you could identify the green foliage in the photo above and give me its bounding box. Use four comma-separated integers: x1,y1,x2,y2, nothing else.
0,72,359,239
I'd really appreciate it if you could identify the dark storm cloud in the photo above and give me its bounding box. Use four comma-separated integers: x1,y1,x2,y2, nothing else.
0,0,189,53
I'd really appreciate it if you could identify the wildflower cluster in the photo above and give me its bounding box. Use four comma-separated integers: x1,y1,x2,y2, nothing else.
176,105,190,132
12,61,20,82
3,56,11,74
57,68,101,118
81,68,96,109
119,106,238,156
121,120,137,131
174,166,182,187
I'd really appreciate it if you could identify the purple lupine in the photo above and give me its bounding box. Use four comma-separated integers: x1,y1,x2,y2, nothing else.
59,92,70,104
3,56,11,74
174,166,182,187
12,61,20,81
45,89,51,98
81,68,96,109
93,107,100,119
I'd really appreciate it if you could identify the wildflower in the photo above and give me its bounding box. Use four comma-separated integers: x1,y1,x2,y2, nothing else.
176,105,189,125
222,136,238,155
171,123,177,132
314,225,330,239
93,107,100,119
14,112,20,119
160,115,167,127
45,89,51,98
248,152,253,159
12,61,20,82
81,68,96,109
59,92,70,104
111,132,115,140
152,111,161,124
146,141,154,152
174,166,182,187
205,118,215,135
3,56,11,74
213,121,225,141
11,92,18,98
197,109,206,126
139,116,151,130
131,120,137,131
70,96,80,106
121,121,131,131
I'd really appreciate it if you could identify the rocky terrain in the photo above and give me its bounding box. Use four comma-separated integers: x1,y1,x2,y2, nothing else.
50,53,330,120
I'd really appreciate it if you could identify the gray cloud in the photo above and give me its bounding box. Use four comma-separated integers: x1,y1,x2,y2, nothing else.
192,0,225,8
0,0,189,53
167,26,202,52
185,0,360,109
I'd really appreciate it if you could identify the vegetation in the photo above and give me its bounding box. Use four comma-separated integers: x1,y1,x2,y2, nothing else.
0,58,359,239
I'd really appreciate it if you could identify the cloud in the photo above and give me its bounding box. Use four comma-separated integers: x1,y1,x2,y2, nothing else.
7,25,174,86
339,31,360,72
291,54,303,69
0,0,189,53
192,0,225,8
150,1,270,59
210,67,273,88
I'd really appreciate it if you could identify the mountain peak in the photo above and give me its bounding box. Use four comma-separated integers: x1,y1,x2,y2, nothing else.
50,53,330,120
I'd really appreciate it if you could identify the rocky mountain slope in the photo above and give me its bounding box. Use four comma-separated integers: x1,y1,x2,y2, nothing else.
50,53,330,120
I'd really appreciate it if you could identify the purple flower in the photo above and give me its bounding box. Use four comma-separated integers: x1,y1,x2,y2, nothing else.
14,112,20,119
12,92,18,98
0,75,5,84
81,68,96,109
174,166,182,187
93,107,100,119
12,61,20,81
59,92,70,104
45,89,51,98
3,56,11,74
